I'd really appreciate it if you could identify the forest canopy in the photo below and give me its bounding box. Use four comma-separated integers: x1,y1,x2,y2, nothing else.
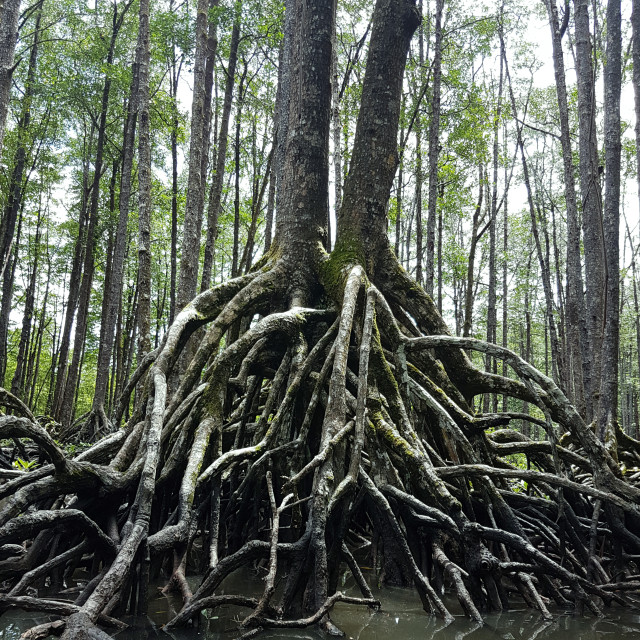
0,0,640,638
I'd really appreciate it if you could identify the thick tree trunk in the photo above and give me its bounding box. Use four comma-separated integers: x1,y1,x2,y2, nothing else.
334,0,419,263
275,0,336,298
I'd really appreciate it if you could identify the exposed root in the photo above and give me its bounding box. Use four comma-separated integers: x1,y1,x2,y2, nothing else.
3,259,640,639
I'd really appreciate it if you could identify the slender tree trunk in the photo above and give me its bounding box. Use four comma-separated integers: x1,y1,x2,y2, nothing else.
0,0,21,156
93,61,139,421
424,0,444,297
598,0,621,444
574,0,605,421
546,0,587,416
176,0,215,309
1,206,23,385
200,3,241,292
10,208,42,398
502,134,509,412
231,70,246,278
59,4,126,428
415,2,424,285
27,255,51,409
0,5,42,380
52,127,94,419
486,47,503,411
503,44,565,387
137,0,152,363
395,117,405,258
463,166,485,338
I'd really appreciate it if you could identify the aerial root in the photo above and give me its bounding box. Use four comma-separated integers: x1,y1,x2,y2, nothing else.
4,263,640,638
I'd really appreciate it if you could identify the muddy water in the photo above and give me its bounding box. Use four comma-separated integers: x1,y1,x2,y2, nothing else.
3,569,640,640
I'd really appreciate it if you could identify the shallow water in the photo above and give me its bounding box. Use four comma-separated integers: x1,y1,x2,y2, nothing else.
3,570,640,640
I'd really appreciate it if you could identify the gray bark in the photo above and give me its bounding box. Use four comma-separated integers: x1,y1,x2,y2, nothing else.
275,0,337,297
335,0,420,262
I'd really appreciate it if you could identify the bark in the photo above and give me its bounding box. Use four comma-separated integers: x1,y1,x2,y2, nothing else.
335,0,420,263
231,69,246,278
275,0,336,294
424,0,444,298
331,40,342,250
574,0,604,420
0,0,20,156
546,0,587,416
598,0,621,445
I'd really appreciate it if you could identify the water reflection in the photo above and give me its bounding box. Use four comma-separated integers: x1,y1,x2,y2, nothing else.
3,573,640,640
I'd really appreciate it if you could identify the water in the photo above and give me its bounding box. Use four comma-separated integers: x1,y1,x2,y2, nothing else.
3,570,640,640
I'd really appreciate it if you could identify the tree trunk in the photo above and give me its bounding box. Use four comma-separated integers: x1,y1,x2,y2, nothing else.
486,46,503,411
574,0,605,421
463,166,485,338
0,4,42,380
415,1,424,286
546,0,587,416
92,59,139,424
424,0,444,298
0,0,21,155
58,3,127,429
10,208,43,399
137,0,152,364
275,0,336,299
598,0,621,446
200,4,241,292
176,0,217,310
51,126,94,419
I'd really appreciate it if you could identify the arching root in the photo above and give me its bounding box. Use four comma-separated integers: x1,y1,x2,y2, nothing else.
3,260,640,639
